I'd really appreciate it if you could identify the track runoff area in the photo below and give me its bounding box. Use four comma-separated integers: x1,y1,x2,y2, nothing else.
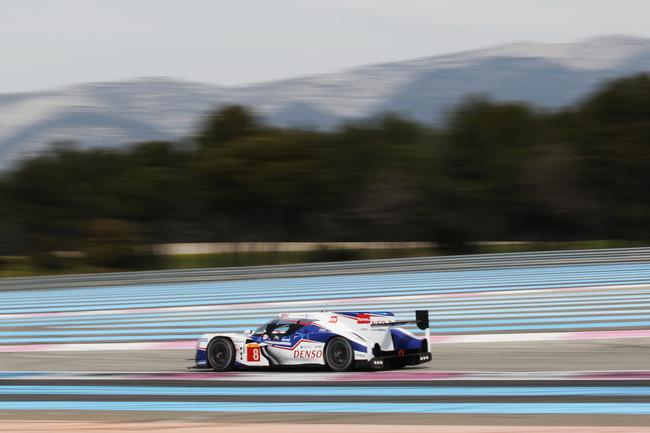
1,252,650,430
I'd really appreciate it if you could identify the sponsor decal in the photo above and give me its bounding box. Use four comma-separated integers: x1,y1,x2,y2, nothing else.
329,315,338,323
293,349,323,359
246,344,261,362
357,313,370,324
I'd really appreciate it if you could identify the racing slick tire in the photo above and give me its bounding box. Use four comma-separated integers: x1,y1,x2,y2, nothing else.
207,337,235,372
324,336,355,372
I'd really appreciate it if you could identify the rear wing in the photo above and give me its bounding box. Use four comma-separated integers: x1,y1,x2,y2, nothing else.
416,309,429,330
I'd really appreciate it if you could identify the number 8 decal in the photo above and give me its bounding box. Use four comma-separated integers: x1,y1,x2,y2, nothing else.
247,345,261,362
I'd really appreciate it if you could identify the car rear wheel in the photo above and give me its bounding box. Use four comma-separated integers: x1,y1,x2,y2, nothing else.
325,337,354,372
207,337,235,372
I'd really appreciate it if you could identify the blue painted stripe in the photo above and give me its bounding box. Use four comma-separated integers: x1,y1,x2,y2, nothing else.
4,264,650,313
1,321,650,344
5,292,650,325
6,318,650,344
5,263,649,303
10,291,648,320
4,310,650,338
2,401,650,414
4,280,649,312
7,282,644,313
44,312,650,330
7,290,650,328
4,262,650,345
4,310,650,337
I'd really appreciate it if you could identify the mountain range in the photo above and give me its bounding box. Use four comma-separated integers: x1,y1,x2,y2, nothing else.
2,35,650,168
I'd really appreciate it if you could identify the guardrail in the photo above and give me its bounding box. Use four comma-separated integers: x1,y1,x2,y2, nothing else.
2,247,650,291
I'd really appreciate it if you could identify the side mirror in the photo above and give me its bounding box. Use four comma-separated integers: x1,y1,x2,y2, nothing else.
243,329,253,335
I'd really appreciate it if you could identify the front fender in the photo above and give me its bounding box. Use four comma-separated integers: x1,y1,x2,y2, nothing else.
196,333,247,368
197,332,247,350
196,333,272,368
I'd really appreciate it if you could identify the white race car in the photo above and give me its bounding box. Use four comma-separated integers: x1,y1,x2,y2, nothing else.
195,310,431,371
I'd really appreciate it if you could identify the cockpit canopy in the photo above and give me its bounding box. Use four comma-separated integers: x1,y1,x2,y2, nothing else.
253,319,306,339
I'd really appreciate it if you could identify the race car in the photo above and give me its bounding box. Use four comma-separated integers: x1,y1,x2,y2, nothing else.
195,310,431,371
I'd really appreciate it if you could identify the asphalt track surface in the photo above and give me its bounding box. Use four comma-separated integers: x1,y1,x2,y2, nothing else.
2,251,650,429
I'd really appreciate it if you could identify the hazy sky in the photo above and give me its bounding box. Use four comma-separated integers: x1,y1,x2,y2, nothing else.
2,0,650,93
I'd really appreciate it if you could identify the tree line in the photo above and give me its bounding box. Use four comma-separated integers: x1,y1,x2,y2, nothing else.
1,74,649,269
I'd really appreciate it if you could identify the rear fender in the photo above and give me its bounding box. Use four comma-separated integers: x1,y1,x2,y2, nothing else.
390,327,426,351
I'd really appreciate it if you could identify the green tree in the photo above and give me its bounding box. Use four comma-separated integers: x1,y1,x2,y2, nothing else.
198,105,259,149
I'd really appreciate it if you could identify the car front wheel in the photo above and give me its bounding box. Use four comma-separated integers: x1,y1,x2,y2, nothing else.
207,337,235,372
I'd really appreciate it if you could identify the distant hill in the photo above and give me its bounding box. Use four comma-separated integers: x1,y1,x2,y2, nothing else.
2,35,650,168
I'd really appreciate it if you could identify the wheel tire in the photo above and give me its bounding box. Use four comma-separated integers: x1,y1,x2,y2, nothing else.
207,337,235,372
325,337,354,372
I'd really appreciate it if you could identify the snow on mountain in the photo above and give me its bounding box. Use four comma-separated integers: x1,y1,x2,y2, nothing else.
1,35,650,168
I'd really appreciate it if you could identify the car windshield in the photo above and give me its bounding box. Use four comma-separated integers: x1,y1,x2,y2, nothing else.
253,320,302,337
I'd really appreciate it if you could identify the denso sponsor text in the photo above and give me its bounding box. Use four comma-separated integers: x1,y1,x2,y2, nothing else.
293,349,322,358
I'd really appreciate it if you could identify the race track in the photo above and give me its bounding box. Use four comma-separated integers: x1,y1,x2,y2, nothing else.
2,251,650,429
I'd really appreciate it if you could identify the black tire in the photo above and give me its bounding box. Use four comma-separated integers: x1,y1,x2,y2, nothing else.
207,337,235,372
324,337,354,372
